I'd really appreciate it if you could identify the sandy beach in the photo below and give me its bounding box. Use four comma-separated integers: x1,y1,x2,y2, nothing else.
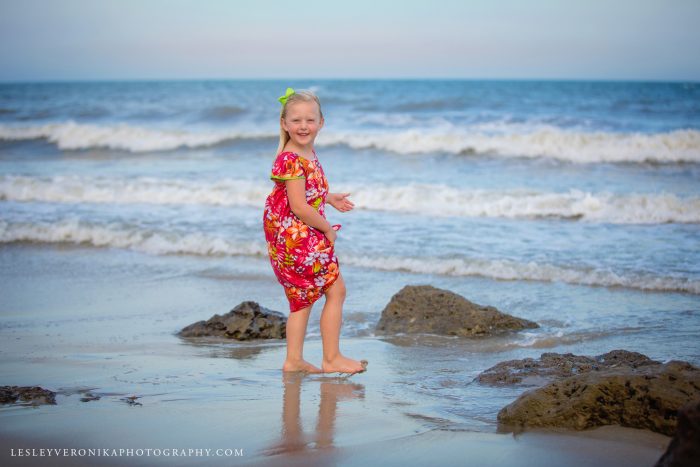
0,243,674,466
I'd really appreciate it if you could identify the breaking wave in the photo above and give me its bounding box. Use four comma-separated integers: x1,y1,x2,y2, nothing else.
1,218,698,294
1,121,698,163
0,121,273,152
2,174,699,224
318,127,700,164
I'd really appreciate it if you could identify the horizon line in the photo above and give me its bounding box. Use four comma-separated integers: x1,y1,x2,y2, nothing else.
0,76,698,85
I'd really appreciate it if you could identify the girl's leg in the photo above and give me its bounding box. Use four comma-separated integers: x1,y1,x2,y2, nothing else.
283,304,322,373
320,273,365,373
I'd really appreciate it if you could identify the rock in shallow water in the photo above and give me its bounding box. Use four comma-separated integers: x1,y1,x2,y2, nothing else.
0,385,56,405
375,285,538,337
178,301,286,340
478,349,660,386
497,360,700,436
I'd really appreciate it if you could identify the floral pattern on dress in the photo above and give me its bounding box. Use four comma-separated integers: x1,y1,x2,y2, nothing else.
263,149,340,312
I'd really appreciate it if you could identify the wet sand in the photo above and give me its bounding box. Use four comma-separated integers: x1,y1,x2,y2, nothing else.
0,334,670,467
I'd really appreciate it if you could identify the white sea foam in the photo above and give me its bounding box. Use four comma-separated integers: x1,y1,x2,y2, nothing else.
0,175,268,208
0,121,272,152
340,254,700,295
1,121,698,163
344,183,700,224
1,218,697,294
504,327,644,350
2,174,699,224
0,219,265,257
318,127,700,164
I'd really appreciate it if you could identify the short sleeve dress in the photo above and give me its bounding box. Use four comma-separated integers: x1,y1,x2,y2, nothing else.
263,149,341,312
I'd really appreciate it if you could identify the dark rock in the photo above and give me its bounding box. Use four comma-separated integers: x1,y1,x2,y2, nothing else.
598,349,660,368
478,350,660,386
655,399,700,467
375,285,538,337
497,360,700,436
0,385,56,405
121,395,142,406
80,391,101,402
178,301,286,340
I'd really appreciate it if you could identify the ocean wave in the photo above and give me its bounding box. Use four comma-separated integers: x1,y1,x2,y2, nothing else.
0,121,273,152
345,183,700,224
2,174,699,224
0,219,698,294
0,175,267,208
341,254,700,295
318,127,700,164
1,121,698,163
0,219,266,257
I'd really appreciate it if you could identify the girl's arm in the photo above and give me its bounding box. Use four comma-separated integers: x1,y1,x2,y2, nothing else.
285,179,332,233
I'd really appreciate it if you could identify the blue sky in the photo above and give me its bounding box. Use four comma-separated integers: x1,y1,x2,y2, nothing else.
1,0,698,81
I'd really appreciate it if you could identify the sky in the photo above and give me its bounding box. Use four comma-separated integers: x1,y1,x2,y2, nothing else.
0,0,699,82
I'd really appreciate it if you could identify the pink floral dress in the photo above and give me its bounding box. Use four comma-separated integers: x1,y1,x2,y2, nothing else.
263,149,341,312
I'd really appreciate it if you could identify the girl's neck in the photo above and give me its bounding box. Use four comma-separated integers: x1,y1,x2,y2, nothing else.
283,143,316,159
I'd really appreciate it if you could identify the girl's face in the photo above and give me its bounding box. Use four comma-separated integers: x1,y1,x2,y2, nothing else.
281,101,324,148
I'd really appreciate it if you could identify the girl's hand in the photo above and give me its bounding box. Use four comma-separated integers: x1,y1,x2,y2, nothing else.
324,228,337,246
324,224,341,246
328,192,354,212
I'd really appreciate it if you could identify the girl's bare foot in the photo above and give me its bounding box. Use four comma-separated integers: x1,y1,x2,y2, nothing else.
322,354,368,374
282,358,323,373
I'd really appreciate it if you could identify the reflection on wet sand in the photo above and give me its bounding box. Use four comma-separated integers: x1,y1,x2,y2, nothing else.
260,372,365,458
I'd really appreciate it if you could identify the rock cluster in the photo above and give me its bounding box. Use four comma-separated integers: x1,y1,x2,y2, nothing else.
478,349,659,386
485,351,700,437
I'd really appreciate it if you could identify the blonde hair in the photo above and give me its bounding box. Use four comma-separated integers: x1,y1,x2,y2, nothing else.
276,89,324,157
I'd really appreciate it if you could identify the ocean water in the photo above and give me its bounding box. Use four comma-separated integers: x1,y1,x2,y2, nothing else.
1,80,699,431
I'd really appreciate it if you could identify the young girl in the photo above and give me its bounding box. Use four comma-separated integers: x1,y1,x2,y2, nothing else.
263,87,368,376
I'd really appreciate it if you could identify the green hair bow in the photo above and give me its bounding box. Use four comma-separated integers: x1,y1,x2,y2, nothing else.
278,87,295,105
